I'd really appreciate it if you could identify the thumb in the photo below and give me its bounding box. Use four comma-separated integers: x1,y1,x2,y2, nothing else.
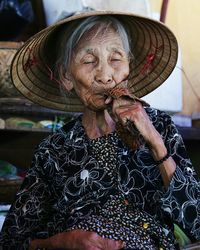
115,240,125,249
99,236,125,250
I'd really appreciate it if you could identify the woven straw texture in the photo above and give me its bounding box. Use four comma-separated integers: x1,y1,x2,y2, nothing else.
11,11,178,112
0,42,23,97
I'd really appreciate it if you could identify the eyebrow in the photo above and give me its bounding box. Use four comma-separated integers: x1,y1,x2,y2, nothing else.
86,48,95,54
111,48,124,54
83,46,124,54
75,43,126,58
76,48,96,55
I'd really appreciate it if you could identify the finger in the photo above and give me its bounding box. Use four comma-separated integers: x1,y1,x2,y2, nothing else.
87,232,107,249
112,101,142,120
112,98,135,110
115,103,146,121
101,238,125,250
86,232,125,250
87,247,101,250
114,107,133,125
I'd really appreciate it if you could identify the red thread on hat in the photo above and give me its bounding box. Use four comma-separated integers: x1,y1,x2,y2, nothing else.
130,44,163,88
141,44,163,74
24,46,63,86
45,64,63,85
23,47,38,73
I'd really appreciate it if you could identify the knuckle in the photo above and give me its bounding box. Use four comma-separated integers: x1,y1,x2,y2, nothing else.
87,231,96,239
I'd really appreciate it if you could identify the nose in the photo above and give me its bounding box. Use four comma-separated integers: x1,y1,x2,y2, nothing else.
95,65,113,85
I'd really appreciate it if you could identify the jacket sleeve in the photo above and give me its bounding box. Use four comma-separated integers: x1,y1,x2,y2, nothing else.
0,147,54,250
160,112,200,241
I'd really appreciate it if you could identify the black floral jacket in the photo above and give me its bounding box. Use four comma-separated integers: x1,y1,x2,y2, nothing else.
0,108,200,249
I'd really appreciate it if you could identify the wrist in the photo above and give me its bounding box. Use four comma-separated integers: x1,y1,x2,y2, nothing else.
146,130,166,158
154,151,170,166
150,140,168,162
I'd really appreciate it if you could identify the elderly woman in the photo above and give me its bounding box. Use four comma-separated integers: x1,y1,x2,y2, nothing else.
0,11,199,250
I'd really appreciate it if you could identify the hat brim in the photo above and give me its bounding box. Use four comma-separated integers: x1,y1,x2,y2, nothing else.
11,11,178,112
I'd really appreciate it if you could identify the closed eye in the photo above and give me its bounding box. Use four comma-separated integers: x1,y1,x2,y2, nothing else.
82,52,96,65
111,58,121,61
83,61,96,64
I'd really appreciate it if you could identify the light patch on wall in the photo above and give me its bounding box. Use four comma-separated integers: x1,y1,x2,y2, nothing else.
82,0,151,17
142,48,182,113
42,0,84,25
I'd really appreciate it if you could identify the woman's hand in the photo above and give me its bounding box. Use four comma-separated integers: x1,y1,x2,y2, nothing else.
112,97,176,187
29,229,124,250
112,98,164,153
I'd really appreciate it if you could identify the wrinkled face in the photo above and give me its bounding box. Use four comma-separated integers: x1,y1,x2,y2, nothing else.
69,26,130,111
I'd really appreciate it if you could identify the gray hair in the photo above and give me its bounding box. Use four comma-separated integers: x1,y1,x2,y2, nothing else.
56,15,132,80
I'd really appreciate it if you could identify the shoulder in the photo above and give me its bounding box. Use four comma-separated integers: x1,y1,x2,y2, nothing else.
145,107,183,147
35,116,82,153
145,107,179,138
145,107,173,126
145,107,171,119
30,115,88,175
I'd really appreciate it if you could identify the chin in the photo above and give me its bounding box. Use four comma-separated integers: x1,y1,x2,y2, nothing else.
86,99,107,112
88,106,106,112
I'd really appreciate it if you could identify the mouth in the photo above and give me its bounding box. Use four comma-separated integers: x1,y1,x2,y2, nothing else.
90,78,129,107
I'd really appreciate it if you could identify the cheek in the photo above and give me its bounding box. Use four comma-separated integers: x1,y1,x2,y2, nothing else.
74,69,94,87
73,77,93,101
114,63,130,81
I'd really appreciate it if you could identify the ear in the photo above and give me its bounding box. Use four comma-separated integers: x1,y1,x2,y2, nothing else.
59,66,74,92
62,76,74,92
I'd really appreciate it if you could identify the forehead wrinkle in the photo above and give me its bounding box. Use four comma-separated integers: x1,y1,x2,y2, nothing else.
73,31,127,61
107,44,126,53
77,43,125,55
75,47,96,57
